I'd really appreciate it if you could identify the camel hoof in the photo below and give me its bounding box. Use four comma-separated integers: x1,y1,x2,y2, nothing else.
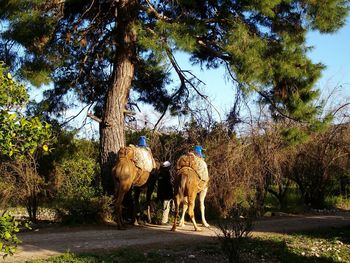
203,223,210,228
178,222,185,227
195,227,202,232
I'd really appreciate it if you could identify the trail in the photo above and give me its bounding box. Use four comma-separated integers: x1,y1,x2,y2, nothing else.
9,212,350,262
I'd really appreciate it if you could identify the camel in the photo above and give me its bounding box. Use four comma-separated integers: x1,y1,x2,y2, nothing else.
112,144,157,228
171,152,210,231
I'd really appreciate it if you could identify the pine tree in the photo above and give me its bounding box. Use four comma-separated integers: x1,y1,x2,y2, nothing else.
0,0,348,194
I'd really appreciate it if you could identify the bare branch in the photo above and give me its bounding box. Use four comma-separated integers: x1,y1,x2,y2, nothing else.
87,111,102,123
331,102,350,117
165,47,222,120
60,103,93,127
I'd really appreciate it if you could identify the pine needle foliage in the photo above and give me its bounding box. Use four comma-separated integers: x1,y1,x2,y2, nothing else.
0,0,348,136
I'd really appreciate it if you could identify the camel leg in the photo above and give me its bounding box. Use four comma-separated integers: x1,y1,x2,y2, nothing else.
133,188,141,226
115,179,133,229
179,197,188,227
171,194,180,231
115,186,126,229
188,193,201,231
199,187,210,227
146,172,157,223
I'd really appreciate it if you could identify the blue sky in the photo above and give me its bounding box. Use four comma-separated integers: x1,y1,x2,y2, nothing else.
307,18,350,95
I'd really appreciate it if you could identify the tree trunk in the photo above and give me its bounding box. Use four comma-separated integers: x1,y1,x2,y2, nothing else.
100,0,138,195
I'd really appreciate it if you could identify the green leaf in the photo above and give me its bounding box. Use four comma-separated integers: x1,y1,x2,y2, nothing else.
8,113,16,120
4,232,11,240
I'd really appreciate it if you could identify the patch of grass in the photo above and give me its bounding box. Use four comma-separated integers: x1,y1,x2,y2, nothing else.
325,196,350,210
30,252,96,263
30,249,163,263
243,226,350,262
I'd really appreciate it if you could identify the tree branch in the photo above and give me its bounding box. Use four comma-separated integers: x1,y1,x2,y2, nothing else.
331,102,350,117
60,103,93,127
143,0,172,22
224,62,302,123
87,111,102,123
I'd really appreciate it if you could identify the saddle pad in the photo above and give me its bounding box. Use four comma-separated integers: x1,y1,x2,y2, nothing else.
192,154,209,182
132,145,155,172
177,152,209,182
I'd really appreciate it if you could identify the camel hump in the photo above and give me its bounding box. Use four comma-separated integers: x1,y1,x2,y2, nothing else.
176,152,209,182
118,146,135,159
176,153,194,170
129,144,155,173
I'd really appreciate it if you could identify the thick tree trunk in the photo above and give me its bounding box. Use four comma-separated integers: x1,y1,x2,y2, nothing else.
100,0,138,195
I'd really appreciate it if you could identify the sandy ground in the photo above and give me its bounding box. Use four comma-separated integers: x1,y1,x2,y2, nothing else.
8,211,350,262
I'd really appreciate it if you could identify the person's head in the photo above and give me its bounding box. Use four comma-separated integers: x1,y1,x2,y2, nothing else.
194,145,205,158
137,136,147,147
161,161,171,169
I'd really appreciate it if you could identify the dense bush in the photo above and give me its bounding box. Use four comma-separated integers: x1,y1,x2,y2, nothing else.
288,125,350,208
175,119,350,214
49,139,113,223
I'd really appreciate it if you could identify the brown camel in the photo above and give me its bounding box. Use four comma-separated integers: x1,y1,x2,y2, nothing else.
112,145,157,228
171,152,210,232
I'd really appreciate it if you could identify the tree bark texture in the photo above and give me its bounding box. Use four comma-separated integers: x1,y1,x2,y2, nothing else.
100,0,138,195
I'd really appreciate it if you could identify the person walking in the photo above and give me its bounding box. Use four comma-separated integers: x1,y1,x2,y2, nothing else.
157,161,173,225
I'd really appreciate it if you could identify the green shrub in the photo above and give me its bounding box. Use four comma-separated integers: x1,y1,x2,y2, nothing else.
0,212,21,258
55,158,98,200
217,205,255,263
325,195,350,210
50,139,110,224
55,196,113,224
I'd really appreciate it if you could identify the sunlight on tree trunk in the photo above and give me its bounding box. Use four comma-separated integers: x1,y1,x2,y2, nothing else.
100,1,137,194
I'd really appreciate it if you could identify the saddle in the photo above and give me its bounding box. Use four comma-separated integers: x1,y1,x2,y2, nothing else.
176,152,209,182
128,144,156,173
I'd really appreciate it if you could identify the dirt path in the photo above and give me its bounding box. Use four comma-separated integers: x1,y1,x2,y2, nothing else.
9,212,350,262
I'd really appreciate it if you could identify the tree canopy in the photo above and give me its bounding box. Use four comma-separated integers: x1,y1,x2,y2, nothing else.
1,0,348,118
